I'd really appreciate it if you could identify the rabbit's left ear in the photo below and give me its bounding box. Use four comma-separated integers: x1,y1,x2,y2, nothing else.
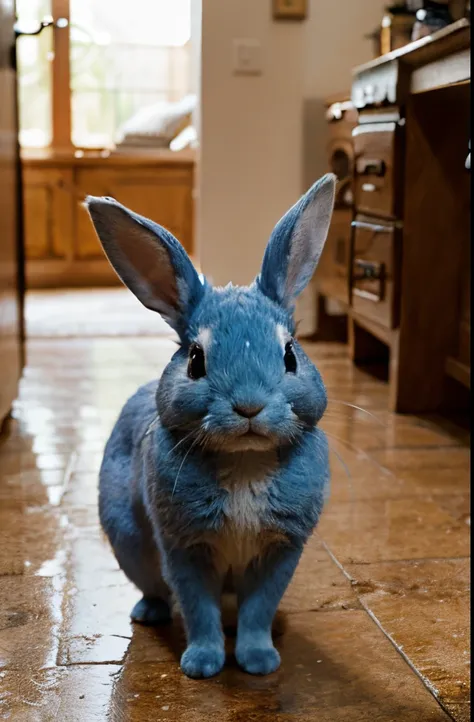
84,196,205,339
257,173,336,309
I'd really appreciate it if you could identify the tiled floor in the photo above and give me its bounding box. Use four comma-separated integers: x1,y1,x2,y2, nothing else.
0,290,470,721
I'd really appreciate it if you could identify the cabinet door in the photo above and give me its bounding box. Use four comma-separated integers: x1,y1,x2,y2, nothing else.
75,165,194,259
22,167,74,259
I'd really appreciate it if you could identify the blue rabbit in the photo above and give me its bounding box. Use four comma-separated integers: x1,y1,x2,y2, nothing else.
85,172,335,679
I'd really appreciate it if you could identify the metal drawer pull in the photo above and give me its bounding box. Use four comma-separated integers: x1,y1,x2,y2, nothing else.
353,259,383,281
353,259,385,302
356,158,386,176
351,220,402,231
352,220,386,232
362,183,377,193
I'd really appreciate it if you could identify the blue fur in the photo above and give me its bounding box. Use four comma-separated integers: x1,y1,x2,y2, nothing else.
235,542,303,674
88,174,335,678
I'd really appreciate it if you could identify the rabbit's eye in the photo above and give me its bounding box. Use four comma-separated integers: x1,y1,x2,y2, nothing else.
188,343,206,380
284,341,297,373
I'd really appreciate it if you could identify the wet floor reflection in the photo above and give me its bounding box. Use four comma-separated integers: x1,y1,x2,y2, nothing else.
0,325,469,721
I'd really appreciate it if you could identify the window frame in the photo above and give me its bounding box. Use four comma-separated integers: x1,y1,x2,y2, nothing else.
25,0,191,152
51,0,73,150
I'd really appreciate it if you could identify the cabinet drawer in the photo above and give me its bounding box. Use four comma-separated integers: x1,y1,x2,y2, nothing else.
350,217,401,329
353,122,403,219
318,208,352,305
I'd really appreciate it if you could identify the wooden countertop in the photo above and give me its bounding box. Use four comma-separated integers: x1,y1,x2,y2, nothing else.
354,18,470,76
352,19,470,108
21,147,197,168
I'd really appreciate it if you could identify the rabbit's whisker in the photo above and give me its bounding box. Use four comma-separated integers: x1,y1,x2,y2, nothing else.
166,429,198,457
172,435,202,497
321,429,392,477
321,411,368,425
327,399,385,427
307,429,356,507
328,443,352,483
304,427,352,483
320,417,385,446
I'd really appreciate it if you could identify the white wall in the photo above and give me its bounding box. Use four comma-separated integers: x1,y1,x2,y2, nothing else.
194,0,386,294
196,0,306,287
302,0,387,187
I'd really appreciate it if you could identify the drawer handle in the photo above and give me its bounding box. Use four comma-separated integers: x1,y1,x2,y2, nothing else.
353,259,383,281
361,182,377,193
351,220,392,233
356,158,386,177
352,259,385,302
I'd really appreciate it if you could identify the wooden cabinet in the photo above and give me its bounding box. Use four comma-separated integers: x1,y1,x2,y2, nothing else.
314,94,357,339
351,216,401,330
23,167,73,260
446,216,471,389
21,149,195,288
318,208,352,306
316,22,470,412
348,21,470,412
75,165,193,259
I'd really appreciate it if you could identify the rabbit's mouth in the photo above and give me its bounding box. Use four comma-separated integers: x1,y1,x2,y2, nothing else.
199,399,301,452
223,431,276,453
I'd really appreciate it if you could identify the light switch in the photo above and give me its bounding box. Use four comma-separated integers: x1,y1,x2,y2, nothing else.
233,39,262,75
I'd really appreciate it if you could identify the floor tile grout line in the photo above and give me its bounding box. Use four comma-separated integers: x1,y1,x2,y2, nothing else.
344,556,471,565
319,537,464,721
351,444,468,453
317,537,356,583
62,659,128,667
360,602,460,722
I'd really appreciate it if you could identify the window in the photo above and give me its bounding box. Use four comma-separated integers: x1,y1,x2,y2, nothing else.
17,0,192,149
17,0,53,148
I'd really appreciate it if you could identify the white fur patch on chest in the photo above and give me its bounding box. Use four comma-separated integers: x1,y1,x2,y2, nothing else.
218,450,276,526
211,451,284,574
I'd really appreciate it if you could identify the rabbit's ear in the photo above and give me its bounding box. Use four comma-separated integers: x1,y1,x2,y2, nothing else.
85,196,205,337
257,173,336,309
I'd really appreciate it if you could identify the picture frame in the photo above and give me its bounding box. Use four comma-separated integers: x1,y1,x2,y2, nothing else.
272,0,307,21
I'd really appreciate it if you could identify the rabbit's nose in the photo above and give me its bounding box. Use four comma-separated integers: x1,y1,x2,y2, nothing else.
233,404,264,419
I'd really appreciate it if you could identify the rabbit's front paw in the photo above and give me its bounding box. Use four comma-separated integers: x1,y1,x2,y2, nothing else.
131,597,171,626
236,641,281,675
180,643,225,679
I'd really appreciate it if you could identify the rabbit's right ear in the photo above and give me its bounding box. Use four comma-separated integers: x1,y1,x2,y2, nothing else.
85,197,205,338
257,174,336,311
